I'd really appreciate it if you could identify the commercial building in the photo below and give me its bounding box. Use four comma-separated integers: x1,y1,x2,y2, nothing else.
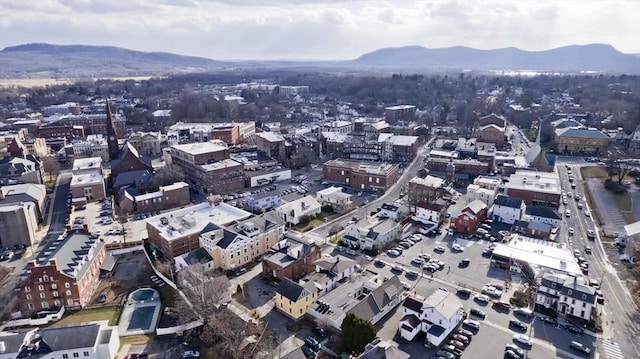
450,200,487,234
70,158,106,203
323,159,399,193
262,239,322,281
536,273,597,324
504,170,561,208
316,186,354,214
385,105,416,124
167,121,255,146
16,229,107,315
256,132,287,163
145,201,253,261
170,140,244,195
0,202,38,248
119,181,191,214
343,217,400,251
553,127,609,154
0,183,47,220
407,175,447,206
275,195,322,225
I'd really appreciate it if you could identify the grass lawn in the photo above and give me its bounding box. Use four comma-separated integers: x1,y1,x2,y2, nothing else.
580,166,635,224
157,284,178,307
329,234,343,244
51,306,121,327
120,334,153,345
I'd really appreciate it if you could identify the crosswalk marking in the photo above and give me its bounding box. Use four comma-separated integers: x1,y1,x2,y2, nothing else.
601,339,624,359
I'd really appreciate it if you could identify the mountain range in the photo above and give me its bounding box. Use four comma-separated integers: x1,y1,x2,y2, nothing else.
1,43,639,79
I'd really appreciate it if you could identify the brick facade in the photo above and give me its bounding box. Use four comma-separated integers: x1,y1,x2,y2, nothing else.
323,160,399,193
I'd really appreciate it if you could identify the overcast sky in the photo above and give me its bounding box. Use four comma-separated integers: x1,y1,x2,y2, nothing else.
1,0,638,60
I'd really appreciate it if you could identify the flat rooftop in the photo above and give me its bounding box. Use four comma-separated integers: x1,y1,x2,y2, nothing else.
493,235,581,276
171,141,228,155
72,157,102,172
505,170,561,194
146,202,252,241
71,172,104,186
309,270,381,322
324,159,397,175
409,175,444,187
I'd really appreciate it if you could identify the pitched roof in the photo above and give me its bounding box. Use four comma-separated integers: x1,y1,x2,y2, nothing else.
422,289,463,319
555,127,609,139
315,256,356,275
276,278,314,302
348,276,401,321
35,230,105,279
464,200,487,215
402,296,423,313
494,195,524,209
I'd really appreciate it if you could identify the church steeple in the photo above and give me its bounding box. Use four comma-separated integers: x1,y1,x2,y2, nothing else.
106,101,120,161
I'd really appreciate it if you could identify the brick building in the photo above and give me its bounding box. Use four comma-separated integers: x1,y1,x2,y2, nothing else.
52,114,126,138
166,122,255,146
407,175,447,206
119,182,191,214
110,142,154,179
16,230,106,315
38,124,85,139
450,200,487,234
256,132,287,163
504,170,561,208
170,140,244,195
323,159,399,193
262,239,322,281
385,105,416,124
427,158,490,180
553,127,609,154
478,113,506,127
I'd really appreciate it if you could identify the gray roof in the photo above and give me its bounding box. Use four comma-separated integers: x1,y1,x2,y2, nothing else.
181,247,213,265
315,256,356,276
402,296,423,312
465,200,487,215
0,331,27,354
348,276,402,321
494,195,524,209
526,206,562,220
1,183,45,202
276,278,314,302
281,347,307,359
35,230,104,279
422,289,463,319
99,253,117,272
8,324,103,357
555,127,609,139
0,156,39,177
112,169,153,188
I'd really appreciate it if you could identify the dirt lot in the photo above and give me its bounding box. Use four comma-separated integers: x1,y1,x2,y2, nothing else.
90,250,157,305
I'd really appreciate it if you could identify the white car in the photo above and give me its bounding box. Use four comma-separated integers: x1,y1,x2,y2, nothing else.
411,257,425,265
363,255,373,261
585,210,591,217
452,243,464,252
463,319,480,330
474,294,491,303
513,334,532,346
568,228,575,235
482,286,502,297
387,249,400,257
565,209,571,217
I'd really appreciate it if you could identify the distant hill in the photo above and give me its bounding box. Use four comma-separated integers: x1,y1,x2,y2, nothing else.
352,44,640,74
1,43,639,79
0,43,227,78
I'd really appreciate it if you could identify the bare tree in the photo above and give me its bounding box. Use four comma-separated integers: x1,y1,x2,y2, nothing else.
42,156,61,182
153,164,186,186
176,267,231,317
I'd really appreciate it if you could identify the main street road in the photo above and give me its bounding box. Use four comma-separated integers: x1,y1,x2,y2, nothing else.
559,162,640,359
310,136,437,239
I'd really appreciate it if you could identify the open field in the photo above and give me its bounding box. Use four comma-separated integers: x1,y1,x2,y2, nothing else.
0,76,157,88
581,166,634,223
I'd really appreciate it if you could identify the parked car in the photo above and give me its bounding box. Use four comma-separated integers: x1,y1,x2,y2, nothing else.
492,300,512,310
469,308,486,319
305,336,321,351
458,259,470,268
456,328,474,339
301,345,317,358
505,344,525,358
512,334,532,347
514,307,533,318
182,350,200,358
434,246,446,253
541,316,558,326
447,339,465,349
565,324,585,336
392,265,404,273
452,334,469,344
463,319,480,330
504,349,522,359
411,257,425,265
509,319,528,331
482,285,502,298
474,294,491,303
456,288,472,298
442,345,463,357
452,243,464,252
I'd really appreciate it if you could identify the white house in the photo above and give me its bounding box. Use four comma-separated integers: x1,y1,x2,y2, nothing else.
301,256,357,297
413,199,448,225
379,203,400,221
0,321,119,359
343,217,399,250
536,274,597,323
524,206,562,228
492,195,526,224
398,289,464,347
316,186,353,214
174,247,215,273
466,184,498,207
275,195,322,225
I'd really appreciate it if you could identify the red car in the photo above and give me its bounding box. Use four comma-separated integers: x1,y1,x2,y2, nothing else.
492,300,513,310
452,334,469,344
448,339,466,349
125,355,139,359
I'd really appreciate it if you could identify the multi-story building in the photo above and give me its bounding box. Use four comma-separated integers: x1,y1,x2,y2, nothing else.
323,133,418,162
385,105,416,124
242,190,282,213
321,120,354,134
125,132,163,156
323,159,399,193
145,201,253,261
478,113,507,128
413,199,448,225
536,273,597,324
316,186,354,214
42,102,81,116
398,290,464,346
427,158,490,181
262,239,322,281
302,256,357,297
166,122,255,146
407,175,447,206
119,182,191,214
170,141,244,195
16,229,106,315
38,124,85,139
524,206,562,228
450,200,487,234
343,217,399,251
0,155,44,185
0,183,47,220
70,158,106,202
553,127,609,154
492,195,526,224
0,202,38,248
198,212,286,271
0,322,120,359
504,170,561,208
52,113,127,138
275,278,318,320
275,195,322,225
256,132,287,163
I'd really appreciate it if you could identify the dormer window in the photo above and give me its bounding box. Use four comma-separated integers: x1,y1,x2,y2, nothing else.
43,275,49,282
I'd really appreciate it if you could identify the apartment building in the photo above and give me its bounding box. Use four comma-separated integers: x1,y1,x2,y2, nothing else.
504,170,561,208
119,182,190,214
323,159,399,193
398,290,464,346
16,230,106,315
407,175,447,206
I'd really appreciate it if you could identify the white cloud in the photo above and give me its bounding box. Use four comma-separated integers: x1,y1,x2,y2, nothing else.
0,0,637,60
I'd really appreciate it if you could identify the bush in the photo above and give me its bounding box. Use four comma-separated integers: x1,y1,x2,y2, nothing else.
604,179,627,194
364,247,379,256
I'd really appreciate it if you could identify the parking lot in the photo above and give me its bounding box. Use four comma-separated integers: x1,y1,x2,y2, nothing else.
361,228,597,359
